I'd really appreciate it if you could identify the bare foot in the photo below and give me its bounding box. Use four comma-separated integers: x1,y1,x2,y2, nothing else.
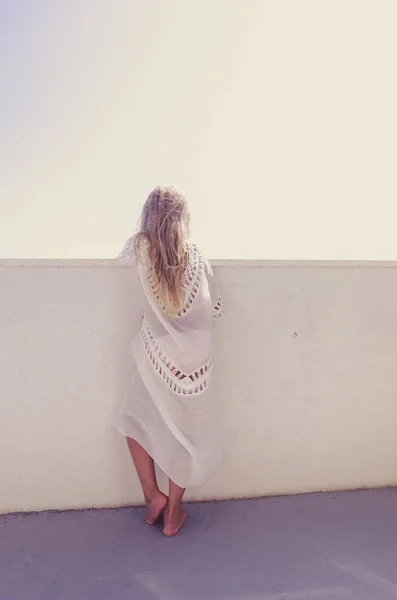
163,507,188,537
144,491,168,525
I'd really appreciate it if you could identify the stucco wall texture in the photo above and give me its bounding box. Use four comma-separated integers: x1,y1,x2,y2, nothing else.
1,259,397,514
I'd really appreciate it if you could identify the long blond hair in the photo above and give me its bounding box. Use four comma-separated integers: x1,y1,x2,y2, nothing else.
134,186,190,317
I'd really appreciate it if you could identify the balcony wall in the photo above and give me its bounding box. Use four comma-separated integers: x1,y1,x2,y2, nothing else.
1,258,397,514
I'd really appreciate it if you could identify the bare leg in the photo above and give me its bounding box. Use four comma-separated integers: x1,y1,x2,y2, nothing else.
126,437,167,525
163,479,187,537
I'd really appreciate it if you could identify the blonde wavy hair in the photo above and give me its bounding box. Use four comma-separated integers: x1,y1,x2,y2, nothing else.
134,186,190,317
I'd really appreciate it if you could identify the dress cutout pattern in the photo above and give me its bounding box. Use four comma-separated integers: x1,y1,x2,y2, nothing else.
140,244,216,395
140,318,213,395
143,244,204,317
118,236,223,321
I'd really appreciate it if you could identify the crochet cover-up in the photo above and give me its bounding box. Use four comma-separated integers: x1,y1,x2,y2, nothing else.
117,236,223,488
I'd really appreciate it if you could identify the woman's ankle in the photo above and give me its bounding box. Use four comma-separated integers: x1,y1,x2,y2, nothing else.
165,504,182,517
148,488,168,504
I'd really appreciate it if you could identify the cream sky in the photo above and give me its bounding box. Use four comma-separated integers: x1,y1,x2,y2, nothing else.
1,0,396,259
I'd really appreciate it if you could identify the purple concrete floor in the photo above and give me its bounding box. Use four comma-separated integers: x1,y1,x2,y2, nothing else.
1,488,397,600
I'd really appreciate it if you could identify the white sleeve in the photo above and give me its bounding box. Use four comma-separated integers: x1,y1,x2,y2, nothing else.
204,258,223,320
118,236,135,264
118,235,143,319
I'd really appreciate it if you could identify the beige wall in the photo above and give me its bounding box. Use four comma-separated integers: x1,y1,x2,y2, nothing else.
1,259,397,514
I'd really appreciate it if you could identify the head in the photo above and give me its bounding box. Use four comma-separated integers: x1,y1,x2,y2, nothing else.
134,186,191,317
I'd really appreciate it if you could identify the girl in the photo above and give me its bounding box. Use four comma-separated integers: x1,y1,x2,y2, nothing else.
118,186,223,537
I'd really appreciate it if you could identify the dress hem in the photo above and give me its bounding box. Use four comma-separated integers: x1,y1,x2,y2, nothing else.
117,426,214,489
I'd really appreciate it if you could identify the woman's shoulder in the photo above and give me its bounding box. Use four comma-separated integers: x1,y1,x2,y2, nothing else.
118,234,138,263
118,234,152,269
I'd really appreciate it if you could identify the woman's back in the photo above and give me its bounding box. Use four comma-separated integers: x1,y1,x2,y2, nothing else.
120,236,222,393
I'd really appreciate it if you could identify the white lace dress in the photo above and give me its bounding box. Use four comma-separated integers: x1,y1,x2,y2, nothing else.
117,236,223,488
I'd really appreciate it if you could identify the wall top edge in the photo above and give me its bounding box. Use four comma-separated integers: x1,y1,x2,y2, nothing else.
2,258,397,268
